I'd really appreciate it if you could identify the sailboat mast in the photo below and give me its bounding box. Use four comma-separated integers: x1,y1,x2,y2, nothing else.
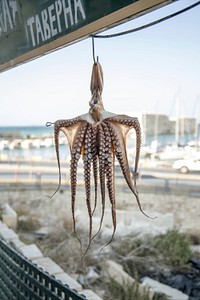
143,113,146,145
175,90,180,145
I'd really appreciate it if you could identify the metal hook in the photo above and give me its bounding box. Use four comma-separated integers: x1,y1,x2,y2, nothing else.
92,36,98,63
46,122,54,127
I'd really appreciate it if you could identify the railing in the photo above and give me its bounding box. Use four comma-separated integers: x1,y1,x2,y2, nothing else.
0,238,86,300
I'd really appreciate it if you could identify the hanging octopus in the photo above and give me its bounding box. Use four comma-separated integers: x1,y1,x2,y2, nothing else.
47,61,153,261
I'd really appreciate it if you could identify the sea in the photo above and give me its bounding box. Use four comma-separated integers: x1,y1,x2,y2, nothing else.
0,126,64,161
0,126,197,161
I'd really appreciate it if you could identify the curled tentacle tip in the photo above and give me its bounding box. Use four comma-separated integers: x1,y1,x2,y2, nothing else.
79,263,87,272
98,252,102,261
46,121,54,127
143,211,157,220
41,195,53,201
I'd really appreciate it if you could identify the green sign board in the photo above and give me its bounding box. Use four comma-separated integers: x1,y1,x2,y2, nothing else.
0,0,173,72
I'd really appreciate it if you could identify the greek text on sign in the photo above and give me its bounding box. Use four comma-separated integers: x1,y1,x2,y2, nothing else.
0,0,174,72
26,1,86,47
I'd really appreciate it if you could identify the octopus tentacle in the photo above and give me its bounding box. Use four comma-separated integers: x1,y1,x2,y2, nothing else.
91,125,98,215
100,122,116,252
92,155,98,215
109,115,141,187
52,118,82,198
82,125,93,257
91,124,106,241
70,122,88,246
106,120,151,219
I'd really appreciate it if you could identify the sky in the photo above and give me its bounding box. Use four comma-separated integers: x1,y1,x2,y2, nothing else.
1,0,200,126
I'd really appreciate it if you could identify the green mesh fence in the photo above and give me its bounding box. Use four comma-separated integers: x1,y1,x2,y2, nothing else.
0,238,86,300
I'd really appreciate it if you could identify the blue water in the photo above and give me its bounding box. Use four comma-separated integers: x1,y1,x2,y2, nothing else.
0,126,69,160
0,126,52,138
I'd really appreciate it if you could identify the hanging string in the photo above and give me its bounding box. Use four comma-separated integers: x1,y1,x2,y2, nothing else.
91,1,200,39
92,36,99,62
92,36,96,62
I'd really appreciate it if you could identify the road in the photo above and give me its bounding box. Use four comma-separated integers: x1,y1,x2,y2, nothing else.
0,160,200,193
138,167,200,188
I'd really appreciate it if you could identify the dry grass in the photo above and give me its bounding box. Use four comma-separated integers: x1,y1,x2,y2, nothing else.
36,221,96,273
153,230,192,267
111,230,193,281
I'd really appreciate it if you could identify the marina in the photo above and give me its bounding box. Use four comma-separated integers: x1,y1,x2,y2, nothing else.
0,117,200,161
